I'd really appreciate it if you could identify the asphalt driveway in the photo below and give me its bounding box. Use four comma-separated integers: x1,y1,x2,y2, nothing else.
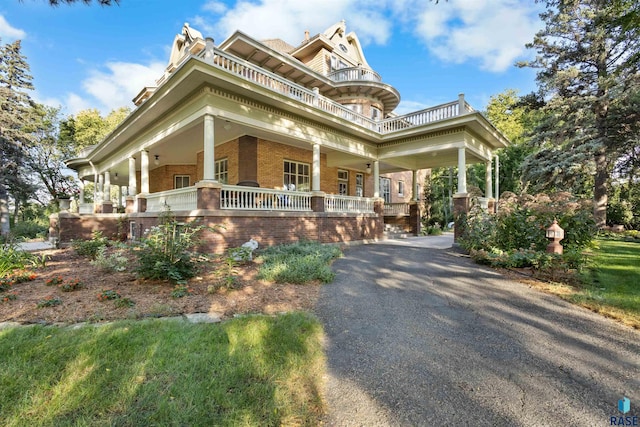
315,237,640,426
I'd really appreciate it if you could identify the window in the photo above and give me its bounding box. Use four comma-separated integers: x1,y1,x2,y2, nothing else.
346,104,363,114
215,158,228,184
338,170,348,195
398,180,405,196
355,173,364,197
174,175,190,189
380,178,391,203
371,106,381,121
330,56,349,71
284,160,310,191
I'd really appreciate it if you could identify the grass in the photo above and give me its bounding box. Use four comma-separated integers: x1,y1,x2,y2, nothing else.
571,238,640,328
0,312,326,426
257,241,342,284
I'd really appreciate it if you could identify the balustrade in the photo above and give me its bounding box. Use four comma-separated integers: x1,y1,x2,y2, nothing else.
145,187,197,212
220,185,312,211
325,194,375,213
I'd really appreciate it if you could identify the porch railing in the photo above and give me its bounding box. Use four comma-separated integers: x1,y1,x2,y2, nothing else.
384,203,410,215
195,47,471,134
328,67,382,83
146,187,198,212
79,203,94,214
325,194,376,213
220,185,312,211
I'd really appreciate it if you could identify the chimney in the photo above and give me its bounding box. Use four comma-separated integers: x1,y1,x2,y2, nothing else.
304,30,309,41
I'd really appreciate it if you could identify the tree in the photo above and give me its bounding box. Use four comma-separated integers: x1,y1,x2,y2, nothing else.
0,39,34,237
62,107,130,155
520,0,640,228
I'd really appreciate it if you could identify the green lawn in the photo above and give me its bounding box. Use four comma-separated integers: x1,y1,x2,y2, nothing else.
574,238,640,328
0,313,325,426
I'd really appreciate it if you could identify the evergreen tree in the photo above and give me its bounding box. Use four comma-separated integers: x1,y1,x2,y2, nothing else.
520,0,640,228
0,40,34,237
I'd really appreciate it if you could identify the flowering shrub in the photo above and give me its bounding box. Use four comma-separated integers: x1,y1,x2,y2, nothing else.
114,297,135,308
71,231,109,260
171,285,193,298
59,279,84,292
91,246,128,272
98,289,121,301
2,292,17,302
0,277,12,292
46,276,64,286
9,271,37,284
37,296,62,308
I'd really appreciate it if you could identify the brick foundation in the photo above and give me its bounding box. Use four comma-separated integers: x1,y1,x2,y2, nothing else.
453,193,470,242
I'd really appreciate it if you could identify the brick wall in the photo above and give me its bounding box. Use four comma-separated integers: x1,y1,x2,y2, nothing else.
150,164,197,193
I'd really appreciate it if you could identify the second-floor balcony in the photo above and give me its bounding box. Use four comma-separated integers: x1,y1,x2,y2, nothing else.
328,67,382,83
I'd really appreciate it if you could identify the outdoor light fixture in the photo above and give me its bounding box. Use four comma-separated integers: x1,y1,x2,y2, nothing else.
154,155,160,166
366,163,371,174
224,120,232,130
545,219,565,254
113,173,118,181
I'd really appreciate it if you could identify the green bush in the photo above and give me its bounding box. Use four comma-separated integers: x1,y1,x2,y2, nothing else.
91,246,128,272
134,211,207,284
0,243,43,277
71,231,109,260
257,241,341,284
10,221,49,240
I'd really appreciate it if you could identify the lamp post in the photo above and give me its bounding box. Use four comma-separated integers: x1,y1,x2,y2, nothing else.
546,220,565,254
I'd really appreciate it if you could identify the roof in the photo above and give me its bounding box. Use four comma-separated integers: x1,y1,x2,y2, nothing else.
261,38,296,54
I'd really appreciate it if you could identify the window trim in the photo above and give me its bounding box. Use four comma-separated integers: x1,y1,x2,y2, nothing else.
174,175,190,189
283,159,310,191
338,169,349,195
215,158,228,184
355,173,364,197
398,180,405,196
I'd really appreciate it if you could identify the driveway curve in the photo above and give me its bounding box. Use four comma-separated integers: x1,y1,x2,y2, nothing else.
315,237,640,426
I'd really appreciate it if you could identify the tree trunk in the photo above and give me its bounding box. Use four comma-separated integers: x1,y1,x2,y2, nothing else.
0,183,10,237
593,149,608,228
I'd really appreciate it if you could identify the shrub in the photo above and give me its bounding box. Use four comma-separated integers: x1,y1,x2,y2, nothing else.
170,285,193,298
114,297,135,308
37,296,62,308
98,289,121,301
134,210,209,284
0,243,43,277
91,246,128,272
11,221,49,240
71,231,109,260
257,241,341,284
58,279,84,292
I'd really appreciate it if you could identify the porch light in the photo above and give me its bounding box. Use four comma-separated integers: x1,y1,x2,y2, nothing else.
154,155,160,166
114,173,118,181
224,120,232,130
545,219,564,254
366,163,371,174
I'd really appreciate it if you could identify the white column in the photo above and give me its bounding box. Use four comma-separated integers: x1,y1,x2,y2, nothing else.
373,160,380,198
97,174,104,202
458,93,466,114
485,160,493,199
79,180,86,204
457,147,467,194
128,157,137,196
203,114,216,181
140,150,150,194
104,171,111,203
117,185,122,207
412,170,418,202
495,154,500,208
312,143,320,192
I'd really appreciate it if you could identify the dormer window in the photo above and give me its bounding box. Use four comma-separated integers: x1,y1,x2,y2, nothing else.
339,43,348,53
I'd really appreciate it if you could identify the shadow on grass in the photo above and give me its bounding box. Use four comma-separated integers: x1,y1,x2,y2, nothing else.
0,312,325,426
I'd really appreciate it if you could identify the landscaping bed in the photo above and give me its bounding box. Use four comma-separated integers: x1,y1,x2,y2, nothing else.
0,247,320,325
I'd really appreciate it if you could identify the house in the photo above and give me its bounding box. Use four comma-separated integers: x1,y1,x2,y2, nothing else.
54,21,508,251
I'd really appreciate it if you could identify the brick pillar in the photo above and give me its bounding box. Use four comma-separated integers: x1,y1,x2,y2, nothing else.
102,201,114,214
311,192,325,212
374,198,384,215
409,202,421,236
196,181,222,210
487,198,496,214
125,196,135,214
137,196,147,213
453,193,470,242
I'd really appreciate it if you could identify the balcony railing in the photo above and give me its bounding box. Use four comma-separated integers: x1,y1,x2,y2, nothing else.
328,67,382,83
195,46,472,134
146,187,197,212
325,194,376,213
384,203,410,215
220,185,312,211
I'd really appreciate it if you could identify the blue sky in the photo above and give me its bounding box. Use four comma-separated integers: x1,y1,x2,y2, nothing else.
1,0,544,117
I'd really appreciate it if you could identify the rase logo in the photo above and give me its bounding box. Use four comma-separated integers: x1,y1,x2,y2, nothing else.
611,397,638,426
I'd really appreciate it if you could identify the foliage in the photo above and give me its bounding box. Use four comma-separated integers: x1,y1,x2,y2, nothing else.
0,243,42,277
114,297,135,308
459,192,595,254
90,246,128,272
519,0,640,227
423,167,454,227
134,210,209,284
0,313,325,425
58,279,84,292
71,230,109,260
45,276,63,286
37,296,62,308
98,289,121,301
9,220,49,240
170,285,193,298
257,241,341,284
2,292,17,302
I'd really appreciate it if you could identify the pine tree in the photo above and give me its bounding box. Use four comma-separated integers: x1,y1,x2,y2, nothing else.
0,40,35,236
520,0,640,228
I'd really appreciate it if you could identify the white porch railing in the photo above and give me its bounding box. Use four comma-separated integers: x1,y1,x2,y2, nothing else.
328,67,382,83
325,194,376,213
79,203,94,214
146,187,198,212
220,185,312,211
195,47,471,134
384,203,410,215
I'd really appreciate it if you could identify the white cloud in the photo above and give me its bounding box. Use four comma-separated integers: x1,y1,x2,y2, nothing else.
80,61,166,113
202,1,228,14
0,15,26,40
411,0,543,72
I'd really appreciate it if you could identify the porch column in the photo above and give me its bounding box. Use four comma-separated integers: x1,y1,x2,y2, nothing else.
203,114,216,181
140,150,149,194
128,157,137,196
117,185,122,208
79,180,86,204
97,174,104,202
104,171,111,202
485,160,493,199
495,154,500,209
373,160,380,198
312,143,320,192
457,147,467,194
412,169,419,202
